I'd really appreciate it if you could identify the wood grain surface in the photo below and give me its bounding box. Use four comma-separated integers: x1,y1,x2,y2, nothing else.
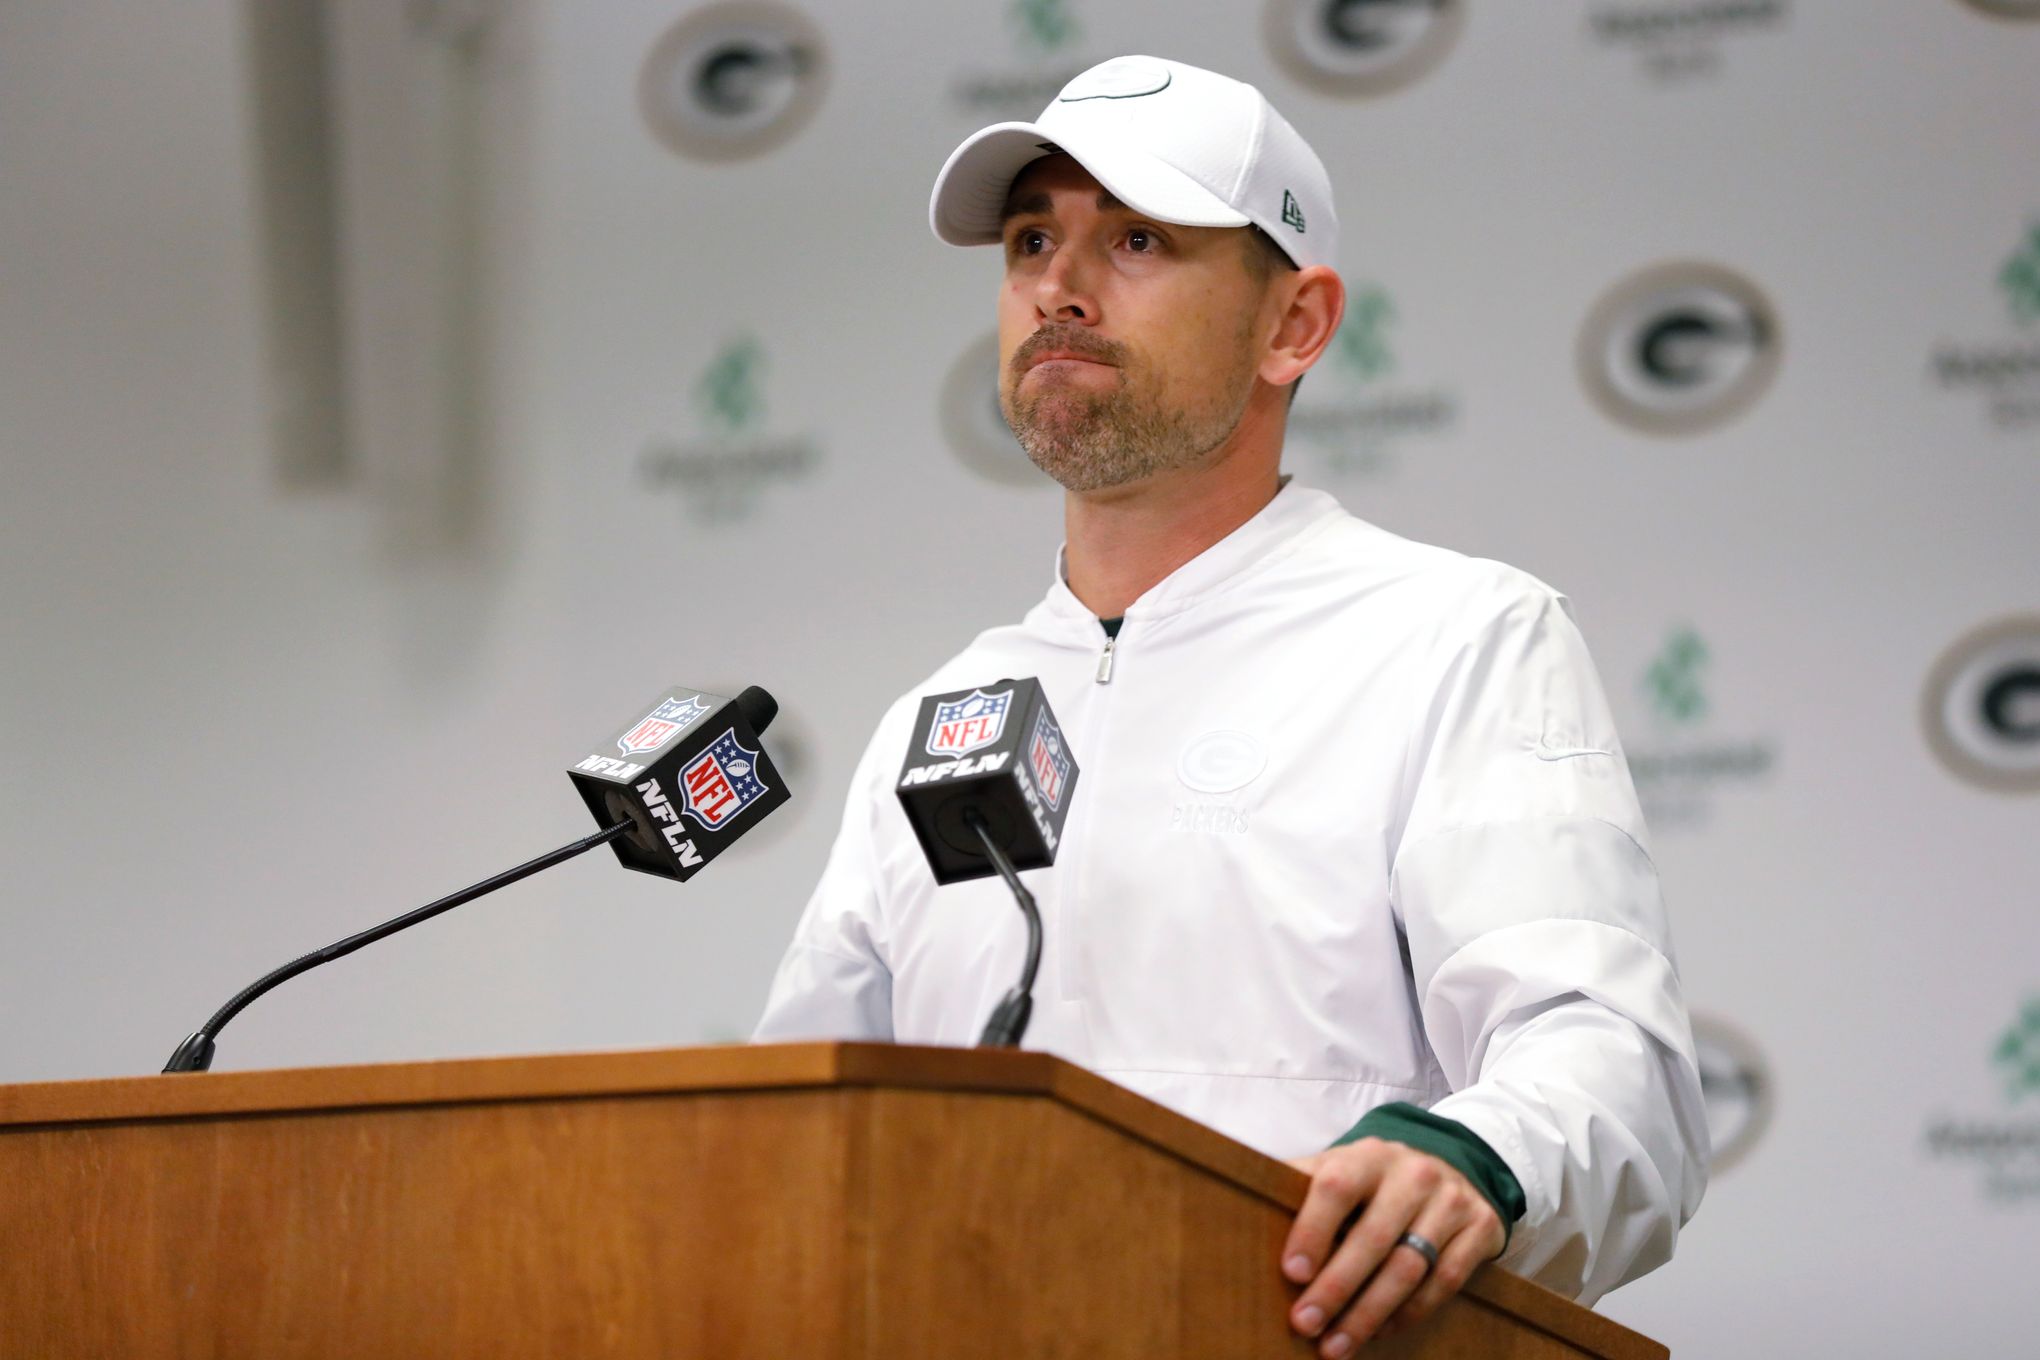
0,1044,1666,1359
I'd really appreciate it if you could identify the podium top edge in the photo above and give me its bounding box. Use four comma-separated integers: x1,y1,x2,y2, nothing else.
0,1042,1307,1206
0,1042,968,1127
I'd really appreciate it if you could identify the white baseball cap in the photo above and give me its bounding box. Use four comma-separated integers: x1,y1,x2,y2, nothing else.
929,55,1337,271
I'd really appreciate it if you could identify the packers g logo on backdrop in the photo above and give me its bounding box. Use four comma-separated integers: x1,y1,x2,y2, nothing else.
1264,0,1465,99
1692,1014,1774,1174
639,3,829,162
1578,262,1783,435
1922,616,2040,795
941,332,1045,488
1957,0,2040,19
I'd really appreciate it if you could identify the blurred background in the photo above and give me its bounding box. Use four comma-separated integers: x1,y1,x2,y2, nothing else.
2,0,2036,1352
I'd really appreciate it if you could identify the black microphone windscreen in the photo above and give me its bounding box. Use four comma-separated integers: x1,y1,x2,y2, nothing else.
895,677,1078,885
737,684,778,737
567,684,791,882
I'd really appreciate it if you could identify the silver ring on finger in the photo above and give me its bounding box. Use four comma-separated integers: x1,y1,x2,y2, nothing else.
1396,1231,1440,1274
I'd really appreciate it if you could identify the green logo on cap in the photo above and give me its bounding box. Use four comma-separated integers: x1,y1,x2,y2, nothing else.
1281,189,1306,233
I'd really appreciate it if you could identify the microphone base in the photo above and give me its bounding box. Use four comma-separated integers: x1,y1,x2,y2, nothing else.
976,990,1033,1049
163,1031,217,1073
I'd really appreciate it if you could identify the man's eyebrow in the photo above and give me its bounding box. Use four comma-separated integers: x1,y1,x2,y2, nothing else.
999,192,1052,224
996,188,1134,224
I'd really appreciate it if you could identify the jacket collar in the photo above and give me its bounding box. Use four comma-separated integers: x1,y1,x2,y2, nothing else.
1027,478,1346,643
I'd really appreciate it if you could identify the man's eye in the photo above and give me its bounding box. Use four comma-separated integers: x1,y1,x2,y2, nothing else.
1018,230,1047,254
1127,229,1155,253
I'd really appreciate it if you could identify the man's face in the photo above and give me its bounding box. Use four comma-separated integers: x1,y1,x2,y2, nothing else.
996,155,1272,494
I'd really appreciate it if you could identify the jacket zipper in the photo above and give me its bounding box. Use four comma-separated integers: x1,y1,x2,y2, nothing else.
1060,628,1117,1010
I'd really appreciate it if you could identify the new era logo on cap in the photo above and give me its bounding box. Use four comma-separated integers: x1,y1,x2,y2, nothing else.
929,55,1338,271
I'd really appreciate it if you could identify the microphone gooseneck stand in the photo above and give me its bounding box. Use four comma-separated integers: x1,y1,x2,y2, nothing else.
162,819,636,1074
965,809,1042,1049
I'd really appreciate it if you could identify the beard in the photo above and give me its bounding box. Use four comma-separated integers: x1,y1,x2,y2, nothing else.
1000,324,1258,493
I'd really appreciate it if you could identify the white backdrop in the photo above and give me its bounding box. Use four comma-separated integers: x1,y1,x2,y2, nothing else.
3,1,2038,1354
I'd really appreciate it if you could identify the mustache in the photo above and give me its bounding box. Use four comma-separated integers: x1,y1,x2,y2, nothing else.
1009,326,1128,377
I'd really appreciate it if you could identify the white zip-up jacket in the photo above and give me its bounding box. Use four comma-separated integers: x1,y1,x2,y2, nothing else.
755,482,1708,1304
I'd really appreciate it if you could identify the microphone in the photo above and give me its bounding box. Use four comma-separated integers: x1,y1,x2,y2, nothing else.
162,684,789,1074
566,684,789,881
894,678,1079,1046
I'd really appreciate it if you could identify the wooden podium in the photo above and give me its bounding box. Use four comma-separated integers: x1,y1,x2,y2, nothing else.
0,1043,1666,1358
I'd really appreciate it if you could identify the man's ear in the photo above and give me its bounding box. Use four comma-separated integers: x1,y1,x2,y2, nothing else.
1259,266,1345,389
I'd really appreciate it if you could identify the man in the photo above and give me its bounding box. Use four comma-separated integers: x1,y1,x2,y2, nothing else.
756,55,1706,1354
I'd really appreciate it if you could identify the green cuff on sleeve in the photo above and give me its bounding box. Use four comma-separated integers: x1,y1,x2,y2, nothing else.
1332,1102,1527,1245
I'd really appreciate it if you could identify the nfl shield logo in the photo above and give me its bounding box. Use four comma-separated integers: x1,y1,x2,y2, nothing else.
1028,709,1070,810
926,688,1014,758
618,694,713,756
680,728,770,830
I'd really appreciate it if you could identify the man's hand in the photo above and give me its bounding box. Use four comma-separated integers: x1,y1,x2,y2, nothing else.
1281,1137,1505,1356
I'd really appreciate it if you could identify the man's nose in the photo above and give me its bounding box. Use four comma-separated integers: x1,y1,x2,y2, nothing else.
1034,244,1099,325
